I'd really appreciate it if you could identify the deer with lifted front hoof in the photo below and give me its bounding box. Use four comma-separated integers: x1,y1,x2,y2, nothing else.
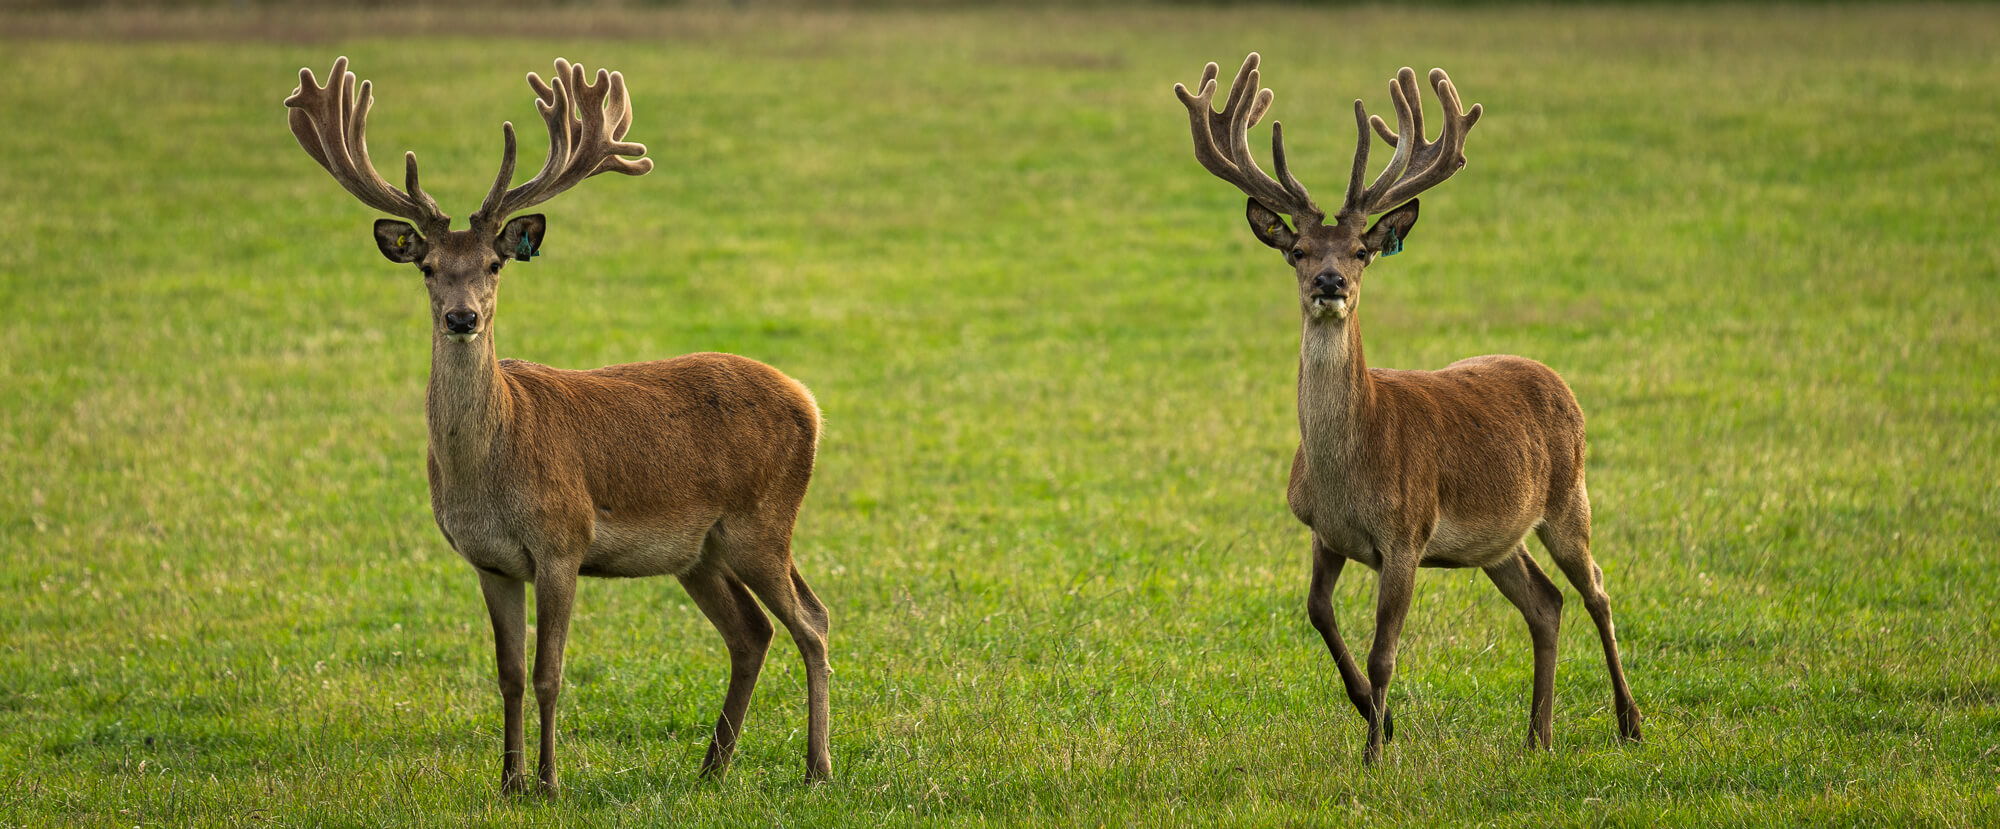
1175,54,1641,763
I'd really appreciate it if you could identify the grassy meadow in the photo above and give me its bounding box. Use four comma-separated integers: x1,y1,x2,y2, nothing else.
2,4,1997,825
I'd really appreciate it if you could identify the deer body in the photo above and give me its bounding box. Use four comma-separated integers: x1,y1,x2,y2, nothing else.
426,348,820,585
287,57,833,793
1290,330,1585,573
1178,54,1640,763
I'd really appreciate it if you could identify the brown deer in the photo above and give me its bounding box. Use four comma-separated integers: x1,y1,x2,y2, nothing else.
286,57,832,791
1175,54,1640,763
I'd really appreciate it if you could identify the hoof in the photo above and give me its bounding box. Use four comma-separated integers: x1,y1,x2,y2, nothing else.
1618,708,1643,743
806,759,832,784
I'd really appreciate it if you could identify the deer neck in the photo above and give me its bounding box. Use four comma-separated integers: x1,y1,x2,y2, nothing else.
426,331,512,482
1296,313,1374,463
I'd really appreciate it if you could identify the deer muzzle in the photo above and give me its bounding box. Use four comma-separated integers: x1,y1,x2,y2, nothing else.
444,309,481,342
1308,272,1350,319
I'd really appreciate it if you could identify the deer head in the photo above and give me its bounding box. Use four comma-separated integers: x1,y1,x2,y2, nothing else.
1176,55,1480,322
286,57,652,343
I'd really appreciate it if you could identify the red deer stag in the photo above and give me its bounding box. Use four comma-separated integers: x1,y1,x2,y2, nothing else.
286,57,832,791
1174,54,1640,763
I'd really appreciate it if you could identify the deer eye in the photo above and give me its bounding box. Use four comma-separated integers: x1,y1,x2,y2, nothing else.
419,265,435,278
1290,247,1306,261
489,262,503,275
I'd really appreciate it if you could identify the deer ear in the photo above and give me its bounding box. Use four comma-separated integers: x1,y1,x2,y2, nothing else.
494,214,547,262
1245,199,1297,251
374,219,428,264
1364,199,1420,259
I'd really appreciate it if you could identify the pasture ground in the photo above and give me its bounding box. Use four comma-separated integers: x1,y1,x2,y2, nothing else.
2,4,1996,826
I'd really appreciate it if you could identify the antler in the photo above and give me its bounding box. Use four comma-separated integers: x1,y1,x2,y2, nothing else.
470,58,653,235
285,57,450,236
1341,67,1482,219
1175,53,1321,224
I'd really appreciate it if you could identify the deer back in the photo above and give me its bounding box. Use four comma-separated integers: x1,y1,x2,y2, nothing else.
491,352,820,522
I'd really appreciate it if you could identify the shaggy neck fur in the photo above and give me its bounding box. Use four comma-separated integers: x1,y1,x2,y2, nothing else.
1297,311,1374,468
427,328,512,482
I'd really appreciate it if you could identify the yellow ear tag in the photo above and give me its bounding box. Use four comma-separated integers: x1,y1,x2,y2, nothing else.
1267,224,1281,235
396,233,408,247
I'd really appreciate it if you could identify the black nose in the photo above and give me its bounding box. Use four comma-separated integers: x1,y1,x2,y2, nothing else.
444,310,479,333
1312,272,1348,295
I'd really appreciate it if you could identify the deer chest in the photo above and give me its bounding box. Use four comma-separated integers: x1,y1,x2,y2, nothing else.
1292,462,1386,570
430,482,536,581
1307,507,1386,570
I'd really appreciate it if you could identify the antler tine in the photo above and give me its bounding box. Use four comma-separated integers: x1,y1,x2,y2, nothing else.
1271,121,1310,206
1368,68,1426,149
1175,53,1320,222
597,70,648,174
581,67,651,177
473,58,652,234
354,76,447,226
285,57,450,234
1343,68,1418,216
474,64,570,230
1172,63,1232,180
1376,69,1481,209
1359,69,1420,204
1342,66,1482,219
476,121,522,228
1343,98,1372,215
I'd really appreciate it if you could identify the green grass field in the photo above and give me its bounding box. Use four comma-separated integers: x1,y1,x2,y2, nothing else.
3,4,1997,826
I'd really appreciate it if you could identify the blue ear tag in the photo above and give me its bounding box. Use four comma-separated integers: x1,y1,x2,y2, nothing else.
1381,226,1404,257
515,235,540,260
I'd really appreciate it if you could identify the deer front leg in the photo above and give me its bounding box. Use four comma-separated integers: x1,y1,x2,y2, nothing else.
1364,551,1419,765
477,572,530,794
532,565,580,794
1305,537,1383,734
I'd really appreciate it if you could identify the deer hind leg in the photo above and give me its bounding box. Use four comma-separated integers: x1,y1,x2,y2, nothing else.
1483,545,1563,749
1305,537,1383,737
679,566,774,779
734,543,833,782
477,572,530,795
1536,488,1642,742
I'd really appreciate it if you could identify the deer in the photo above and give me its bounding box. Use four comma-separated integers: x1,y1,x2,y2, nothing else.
285,57,833,792
1174,54,1641,763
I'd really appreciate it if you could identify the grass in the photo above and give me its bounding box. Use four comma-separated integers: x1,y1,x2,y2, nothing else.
2,4,1997,826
